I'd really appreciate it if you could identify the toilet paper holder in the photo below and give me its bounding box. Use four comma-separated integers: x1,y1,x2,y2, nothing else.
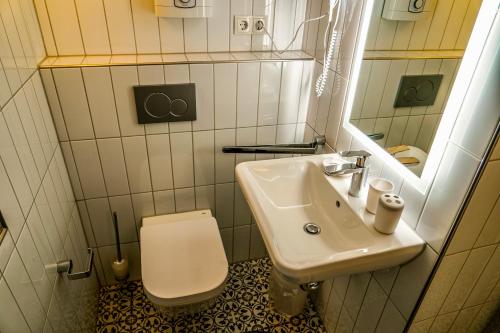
57,248,94,280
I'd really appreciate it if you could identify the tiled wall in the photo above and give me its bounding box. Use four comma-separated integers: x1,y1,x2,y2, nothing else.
350,58,460,153
303,0,499,332
0,1,98,332
409,136,500,332
41,59,314,285
366,0,481,51
34,0,309,55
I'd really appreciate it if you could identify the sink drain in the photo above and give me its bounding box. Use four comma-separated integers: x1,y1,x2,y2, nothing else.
303,223,321,235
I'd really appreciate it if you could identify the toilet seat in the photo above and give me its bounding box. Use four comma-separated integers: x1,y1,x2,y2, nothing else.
140,210,228,307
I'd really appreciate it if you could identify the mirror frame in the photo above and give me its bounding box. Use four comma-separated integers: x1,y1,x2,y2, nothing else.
342,0,499,194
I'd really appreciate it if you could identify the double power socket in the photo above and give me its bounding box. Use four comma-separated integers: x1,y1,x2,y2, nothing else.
234,16,268,35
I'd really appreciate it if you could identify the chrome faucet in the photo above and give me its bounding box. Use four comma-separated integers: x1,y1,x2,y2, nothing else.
324,150,371,197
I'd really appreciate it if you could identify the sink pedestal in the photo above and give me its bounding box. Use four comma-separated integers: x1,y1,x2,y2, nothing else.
270,268,307,316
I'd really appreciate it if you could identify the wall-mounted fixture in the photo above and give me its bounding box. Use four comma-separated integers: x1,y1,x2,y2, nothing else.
154,0,213,18
394,75,443,107
382,0,434,21
223,136,326,155
133,84,197,124
56,248,94,280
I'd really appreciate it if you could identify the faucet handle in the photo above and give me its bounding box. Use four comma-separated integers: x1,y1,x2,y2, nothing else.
339,150,371,167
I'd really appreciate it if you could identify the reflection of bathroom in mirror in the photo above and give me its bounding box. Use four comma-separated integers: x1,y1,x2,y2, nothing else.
349,0,481,176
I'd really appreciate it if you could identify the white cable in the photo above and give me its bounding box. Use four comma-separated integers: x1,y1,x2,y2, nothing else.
315,0,342,97
263,15,326,54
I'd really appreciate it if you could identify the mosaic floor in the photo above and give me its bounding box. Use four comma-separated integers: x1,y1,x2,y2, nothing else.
96,258,326,332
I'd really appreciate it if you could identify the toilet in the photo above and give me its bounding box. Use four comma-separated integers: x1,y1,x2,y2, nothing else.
140,210,228,316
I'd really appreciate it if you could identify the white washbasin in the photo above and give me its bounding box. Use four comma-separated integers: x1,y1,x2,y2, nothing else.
236,154,425,284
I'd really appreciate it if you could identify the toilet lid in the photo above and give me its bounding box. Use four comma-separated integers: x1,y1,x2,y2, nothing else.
140,216,228,306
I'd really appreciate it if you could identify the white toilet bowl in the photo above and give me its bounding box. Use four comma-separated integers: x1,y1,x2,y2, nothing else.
140,210,228,316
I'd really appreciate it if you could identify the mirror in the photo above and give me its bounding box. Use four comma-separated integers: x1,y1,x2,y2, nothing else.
348,0,481,177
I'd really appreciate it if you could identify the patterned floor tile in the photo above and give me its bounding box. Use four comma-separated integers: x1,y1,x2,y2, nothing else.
96,258,325,332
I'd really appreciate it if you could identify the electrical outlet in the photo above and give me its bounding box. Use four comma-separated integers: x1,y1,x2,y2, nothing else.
234,16,252,35
253,16,267,35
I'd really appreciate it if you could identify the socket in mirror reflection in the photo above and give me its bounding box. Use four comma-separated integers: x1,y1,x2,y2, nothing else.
0,210,6,245
348,0,481,177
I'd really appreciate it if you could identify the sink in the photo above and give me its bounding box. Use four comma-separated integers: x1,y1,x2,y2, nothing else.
236,154,425,284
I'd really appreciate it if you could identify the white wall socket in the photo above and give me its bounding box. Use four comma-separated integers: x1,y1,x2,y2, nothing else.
234,16,268,35
234,16,252,35
253,16,267,35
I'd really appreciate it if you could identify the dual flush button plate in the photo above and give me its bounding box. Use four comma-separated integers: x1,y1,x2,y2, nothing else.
133,84,197,124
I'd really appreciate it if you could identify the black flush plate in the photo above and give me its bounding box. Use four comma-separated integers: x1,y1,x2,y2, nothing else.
394,75,443,108
134,84,197,124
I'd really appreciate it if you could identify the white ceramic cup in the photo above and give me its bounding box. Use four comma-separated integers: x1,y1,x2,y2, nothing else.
366,178,394,214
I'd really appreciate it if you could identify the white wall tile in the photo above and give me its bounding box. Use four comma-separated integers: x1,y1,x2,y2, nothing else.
390,246,438,318
234,182,252,226
193,131,215,186
230,0,252,51
414,251,468,321
208,0,230,52
174,187,196,212
26,206,56,267
146,134,174,191
375,299,407,333
44,0,83,55
237,63,260,127
110,66,144,136
190,64,214,131
14,91,47,175
85,198,113,246
447,161,500,254
60,142,83,200
353,278,388,333
71,140,106,199
153,190,175,215
215,183,234,229
170,132,194,188
3,103,41,193
16,224,53,311
476,198,500,248
74,0,110,54
3,249,45,332
131,192,155,230
235,127,257,164
465,245,500,308
0,114,34,216
440,245,496,314
103,0,136,54
278,61,303,124
39,70,67,141
215,129,236,183
52,68,94,140
82,67,120,138
122,136,151,193
108,195,138,242
131,0,161,53
220,228,233,263
195,185,215,213
258,62,282,126
214,63,237,129
97,138,130,196
184,18,208,52
159,18,184,53
233,225,251,262
343,272,372,320
0,277,31,333
249,224,266,259
416,144,480,252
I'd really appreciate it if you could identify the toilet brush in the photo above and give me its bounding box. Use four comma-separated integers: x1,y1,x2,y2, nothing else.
111,212,129,281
